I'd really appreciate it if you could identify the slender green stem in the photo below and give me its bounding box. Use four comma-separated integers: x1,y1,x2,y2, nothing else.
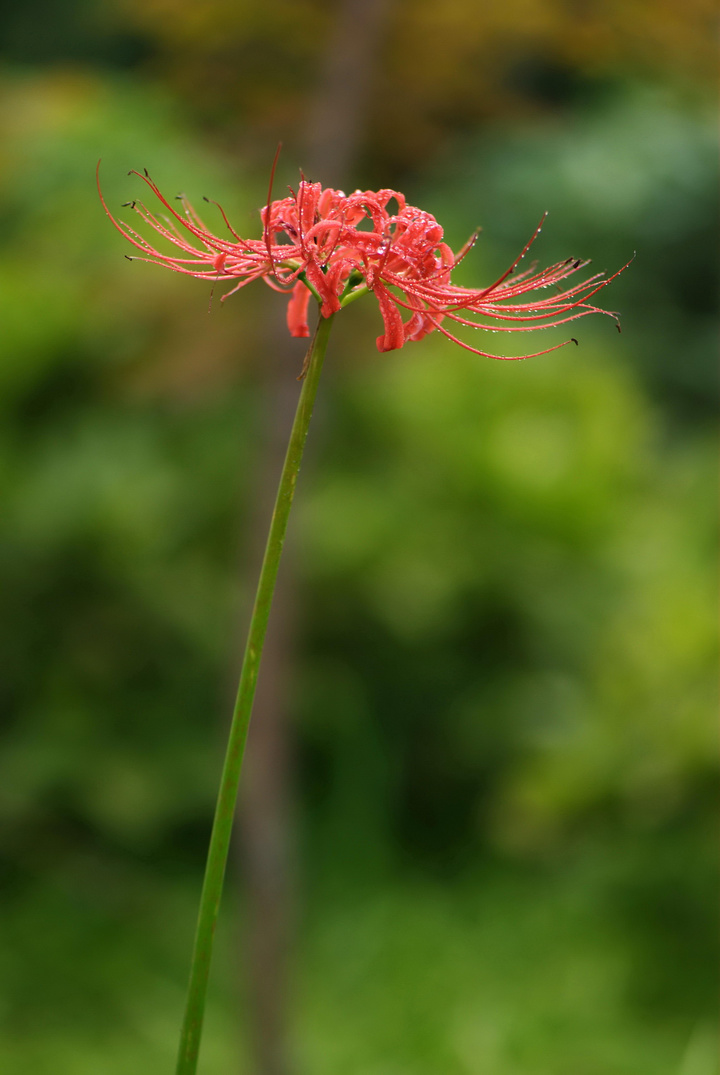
176,312,335,1075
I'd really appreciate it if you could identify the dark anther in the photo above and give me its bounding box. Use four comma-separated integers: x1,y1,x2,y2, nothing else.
143,168,149,177
573,259,582,269
616,324,622,333
203,196,210,202
570,338,578,345
124,255,135,261
121,201,136,209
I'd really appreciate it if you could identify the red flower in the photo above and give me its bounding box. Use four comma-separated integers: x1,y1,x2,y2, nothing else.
98,164,630,361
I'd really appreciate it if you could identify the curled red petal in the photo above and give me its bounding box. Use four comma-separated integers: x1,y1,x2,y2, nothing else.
287,281,312,338
373,281,406,352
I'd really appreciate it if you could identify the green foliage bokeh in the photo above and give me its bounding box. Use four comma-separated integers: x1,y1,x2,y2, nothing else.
0,52,716,1075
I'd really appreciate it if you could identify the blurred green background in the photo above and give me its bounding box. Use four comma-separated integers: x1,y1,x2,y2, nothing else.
0,2,717,1073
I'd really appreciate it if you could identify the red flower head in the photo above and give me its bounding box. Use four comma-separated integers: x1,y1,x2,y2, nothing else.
98,163,630,361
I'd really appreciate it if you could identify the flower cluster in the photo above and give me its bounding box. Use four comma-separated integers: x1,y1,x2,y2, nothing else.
98,164,629,360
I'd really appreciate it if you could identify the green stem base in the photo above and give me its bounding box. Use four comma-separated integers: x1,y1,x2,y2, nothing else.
176,312,334,1075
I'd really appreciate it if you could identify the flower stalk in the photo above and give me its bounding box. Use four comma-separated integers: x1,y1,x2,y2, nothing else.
175,312,335,1075
99,158,629,1075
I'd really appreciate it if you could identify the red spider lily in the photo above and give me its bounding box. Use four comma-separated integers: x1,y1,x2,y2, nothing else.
98,163,630,361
